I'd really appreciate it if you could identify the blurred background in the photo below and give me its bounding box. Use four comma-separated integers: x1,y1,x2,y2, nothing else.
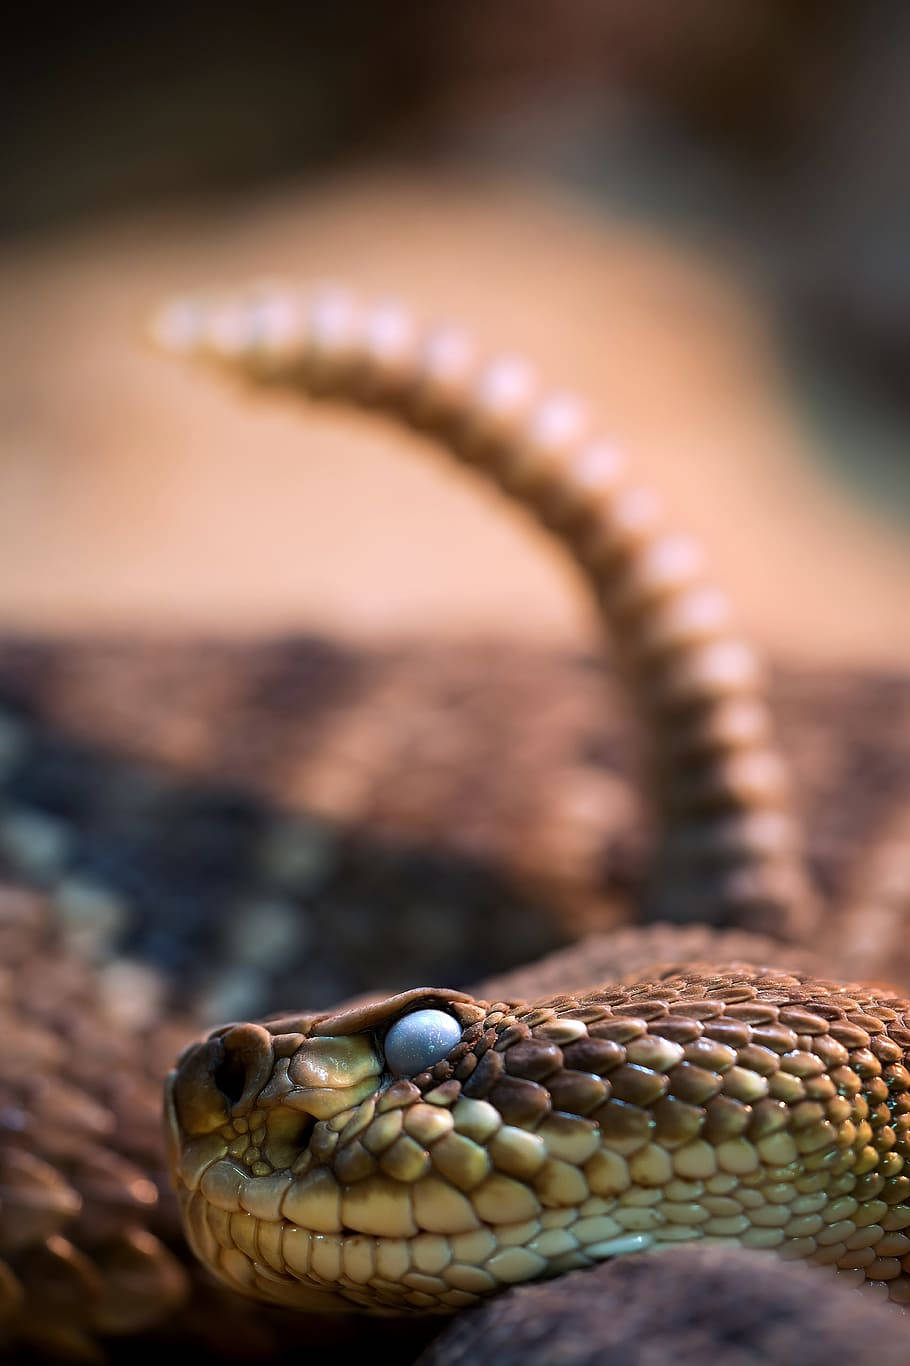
1,0,908,663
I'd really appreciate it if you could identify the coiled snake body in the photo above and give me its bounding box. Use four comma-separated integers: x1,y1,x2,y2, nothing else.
154,284,910,1318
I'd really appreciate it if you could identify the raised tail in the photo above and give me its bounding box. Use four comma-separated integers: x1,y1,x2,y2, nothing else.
150,283,816,942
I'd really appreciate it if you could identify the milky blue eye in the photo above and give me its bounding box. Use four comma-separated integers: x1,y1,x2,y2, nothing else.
384,1009,462,1077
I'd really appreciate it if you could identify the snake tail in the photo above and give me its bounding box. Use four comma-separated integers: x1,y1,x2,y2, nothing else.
152,284,816,943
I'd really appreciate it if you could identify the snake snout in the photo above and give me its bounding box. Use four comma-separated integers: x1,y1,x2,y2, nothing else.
172,1023,275,1136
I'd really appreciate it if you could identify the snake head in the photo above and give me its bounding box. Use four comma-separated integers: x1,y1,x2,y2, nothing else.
165,987,493,1313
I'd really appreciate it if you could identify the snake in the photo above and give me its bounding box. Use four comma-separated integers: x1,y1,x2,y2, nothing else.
146,282,910,1321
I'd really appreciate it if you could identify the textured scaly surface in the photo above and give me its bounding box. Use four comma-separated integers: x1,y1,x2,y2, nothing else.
169,967,910,1312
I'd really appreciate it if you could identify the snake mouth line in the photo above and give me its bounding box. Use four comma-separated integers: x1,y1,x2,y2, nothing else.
177,1139,658,1316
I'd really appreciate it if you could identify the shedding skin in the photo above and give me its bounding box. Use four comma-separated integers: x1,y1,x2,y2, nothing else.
154,284,910,1314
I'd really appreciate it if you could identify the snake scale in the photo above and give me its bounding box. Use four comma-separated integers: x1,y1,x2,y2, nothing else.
1,282,909,1362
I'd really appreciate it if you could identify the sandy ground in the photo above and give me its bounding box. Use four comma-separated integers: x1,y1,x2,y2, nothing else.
1,170,908,666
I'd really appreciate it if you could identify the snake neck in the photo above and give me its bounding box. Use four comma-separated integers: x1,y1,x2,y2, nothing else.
151,283,815,942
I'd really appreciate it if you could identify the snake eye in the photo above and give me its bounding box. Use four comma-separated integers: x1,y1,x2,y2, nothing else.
383,1008,462,1077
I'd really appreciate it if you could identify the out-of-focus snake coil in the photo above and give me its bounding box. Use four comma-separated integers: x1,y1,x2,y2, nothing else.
151,285,909,1318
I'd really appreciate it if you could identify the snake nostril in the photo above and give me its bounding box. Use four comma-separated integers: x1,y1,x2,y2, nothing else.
211,1023,275,1113
172,1038,231,1135
172,1022,276,1136
213,1054,248,1105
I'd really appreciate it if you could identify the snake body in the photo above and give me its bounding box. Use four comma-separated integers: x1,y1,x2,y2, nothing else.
155,283,909,1316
